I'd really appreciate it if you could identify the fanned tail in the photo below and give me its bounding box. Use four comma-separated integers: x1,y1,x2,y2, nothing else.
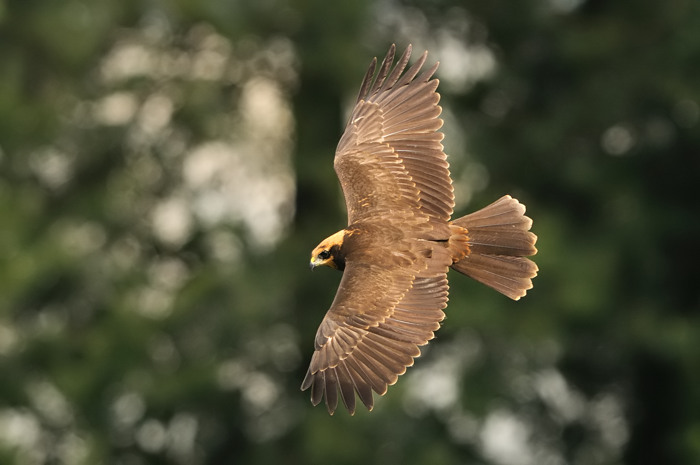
449,195,538,300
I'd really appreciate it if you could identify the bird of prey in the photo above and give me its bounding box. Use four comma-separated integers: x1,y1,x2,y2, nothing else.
302,44,538,415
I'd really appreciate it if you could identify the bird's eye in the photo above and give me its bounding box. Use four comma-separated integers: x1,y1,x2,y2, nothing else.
318,250,331,260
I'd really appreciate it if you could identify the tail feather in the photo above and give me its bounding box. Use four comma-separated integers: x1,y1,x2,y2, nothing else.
450,195,538,300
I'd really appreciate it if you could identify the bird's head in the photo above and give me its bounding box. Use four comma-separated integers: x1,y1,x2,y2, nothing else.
310,230,347,270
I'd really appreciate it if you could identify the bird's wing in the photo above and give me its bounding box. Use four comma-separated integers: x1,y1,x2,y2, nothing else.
334,44,454,235
301,243,452,415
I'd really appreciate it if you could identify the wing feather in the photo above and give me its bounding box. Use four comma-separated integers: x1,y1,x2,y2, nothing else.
343,358,377,408
336,363,357,413
301,251,451,414
366,45,398,95
334,44,454,230
324,367,339,412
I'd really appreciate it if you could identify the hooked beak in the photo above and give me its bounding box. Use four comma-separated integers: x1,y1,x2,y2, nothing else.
310,258,318,270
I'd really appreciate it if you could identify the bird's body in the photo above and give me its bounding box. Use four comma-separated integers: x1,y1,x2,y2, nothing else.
303,44,538,415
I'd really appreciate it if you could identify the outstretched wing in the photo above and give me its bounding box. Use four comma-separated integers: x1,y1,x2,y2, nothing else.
301,243,452,415
334,44,454,235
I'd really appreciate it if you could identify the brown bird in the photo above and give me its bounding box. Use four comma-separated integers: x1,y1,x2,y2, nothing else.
302,44,538,415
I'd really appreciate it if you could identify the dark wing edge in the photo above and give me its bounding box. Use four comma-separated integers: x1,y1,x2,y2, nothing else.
301,266,450,415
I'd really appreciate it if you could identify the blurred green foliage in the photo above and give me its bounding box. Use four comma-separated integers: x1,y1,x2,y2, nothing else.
1,0,699,464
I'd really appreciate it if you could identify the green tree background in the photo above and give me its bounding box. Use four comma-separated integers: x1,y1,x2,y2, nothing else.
1,0,699,464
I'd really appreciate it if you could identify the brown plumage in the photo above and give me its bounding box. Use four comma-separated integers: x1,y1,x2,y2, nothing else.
303,44,538,415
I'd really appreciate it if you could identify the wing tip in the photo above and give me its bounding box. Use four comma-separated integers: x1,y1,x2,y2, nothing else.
359,43,441,101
